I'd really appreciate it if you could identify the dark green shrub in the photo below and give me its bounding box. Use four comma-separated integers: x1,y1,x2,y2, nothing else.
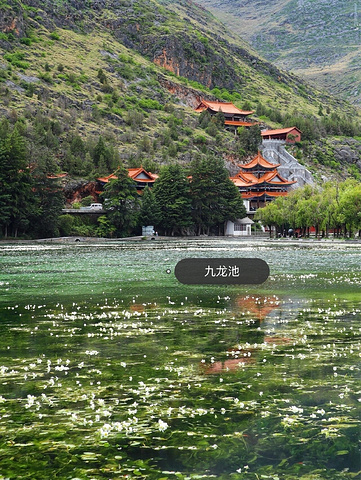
50,31,60,41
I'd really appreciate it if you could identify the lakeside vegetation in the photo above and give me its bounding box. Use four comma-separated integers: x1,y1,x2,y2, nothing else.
255,181,361,238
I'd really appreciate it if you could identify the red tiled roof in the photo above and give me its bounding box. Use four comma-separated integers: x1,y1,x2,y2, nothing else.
231,177,252,187
240,152,280,170
98,169,158,184
258,170,296,185
195,100,254,116
231,168,296,188
97,173,118,183
261,127,301,137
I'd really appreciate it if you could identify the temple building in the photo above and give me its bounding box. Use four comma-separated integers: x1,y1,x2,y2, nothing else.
261,127,301,143
230,151,296,214
195,99,256,129
97,168,158,195
226,152,295,236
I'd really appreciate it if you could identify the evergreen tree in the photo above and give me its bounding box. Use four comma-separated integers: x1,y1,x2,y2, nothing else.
190,155,246,235
70,135,86,158
152,164,192,236
0,126,33,237
93,136,107,168
31,174,64,238
215,109,225,128
198,110,211,129
100,165,140,237
93,136,119,173
237,125,261,156
139,186,160,227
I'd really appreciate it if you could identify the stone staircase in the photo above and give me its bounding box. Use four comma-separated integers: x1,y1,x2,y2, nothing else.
261,140,314,188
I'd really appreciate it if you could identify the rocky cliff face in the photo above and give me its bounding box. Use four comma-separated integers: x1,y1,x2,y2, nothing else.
0,0,312,97
158,77,203,107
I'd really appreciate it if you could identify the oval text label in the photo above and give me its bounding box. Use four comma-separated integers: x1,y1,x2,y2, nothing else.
174,258,269,285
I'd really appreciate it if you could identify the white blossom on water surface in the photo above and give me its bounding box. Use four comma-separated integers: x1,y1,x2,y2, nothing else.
158,419,168,432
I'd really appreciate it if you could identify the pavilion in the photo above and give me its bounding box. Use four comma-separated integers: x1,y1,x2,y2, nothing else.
261,127,301,143
230,151,296,214
97,167,158,194
195,99,256,129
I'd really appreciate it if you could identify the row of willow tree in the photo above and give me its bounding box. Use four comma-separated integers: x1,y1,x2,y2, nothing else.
255,181,361,238
98,157,246,237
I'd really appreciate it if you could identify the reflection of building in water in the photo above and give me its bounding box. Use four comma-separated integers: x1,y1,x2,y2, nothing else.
235,294,281,322
203,334,292,375
203,295,295,375
203,356,255,374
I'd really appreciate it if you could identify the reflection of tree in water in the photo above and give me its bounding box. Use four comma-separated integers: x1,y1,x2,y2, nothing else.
203,295,294,374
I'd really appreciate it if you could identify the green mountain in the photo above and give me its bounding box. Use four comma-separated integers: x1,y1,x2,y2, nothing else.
0,0,360,188
196,0,361,104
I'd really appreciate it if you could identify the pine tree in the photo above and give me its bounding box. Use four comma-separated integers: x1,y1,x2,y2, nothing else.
139,185,160,227
190,155,246,235
101,165,140,237
0,126,34,237
237,125,261,155
152,164,193,236
31,174,64,238
93,136,107,168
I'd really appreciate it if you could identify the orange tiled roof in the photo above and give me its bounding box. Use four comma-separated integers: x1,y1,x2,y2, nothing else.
231,177,253,187
128,167,143,177
97,173,118,183
261,127,301,136
230,171,258,187
195,100,254,116
240,152,280,169
98,168,157,184
127,167,156,181
258,170,296,185
231,165,296,188
266,191,291,196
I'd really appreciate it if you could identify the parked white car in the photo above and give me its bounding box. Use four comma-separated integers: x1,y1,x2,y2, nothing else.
89,203,103,210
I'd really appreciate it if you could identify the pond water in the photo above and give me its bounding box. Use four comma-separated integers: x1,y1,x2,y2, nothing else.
0,239,360,480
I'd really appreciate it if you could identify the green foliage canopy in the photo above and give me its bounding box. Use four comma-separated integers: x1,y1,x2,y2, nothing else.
152,164,193,236
190,155,246,235
255,180,361,237
100,165,140,237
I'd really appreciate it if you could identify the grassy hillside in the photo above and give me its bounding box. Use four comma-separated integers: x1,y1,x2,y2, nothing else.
0,0,360,185
196,0,361,105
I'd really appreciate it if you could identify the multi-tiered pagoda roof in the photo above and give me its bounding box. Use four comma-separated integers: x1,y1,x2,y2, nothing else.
230,152,296,210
